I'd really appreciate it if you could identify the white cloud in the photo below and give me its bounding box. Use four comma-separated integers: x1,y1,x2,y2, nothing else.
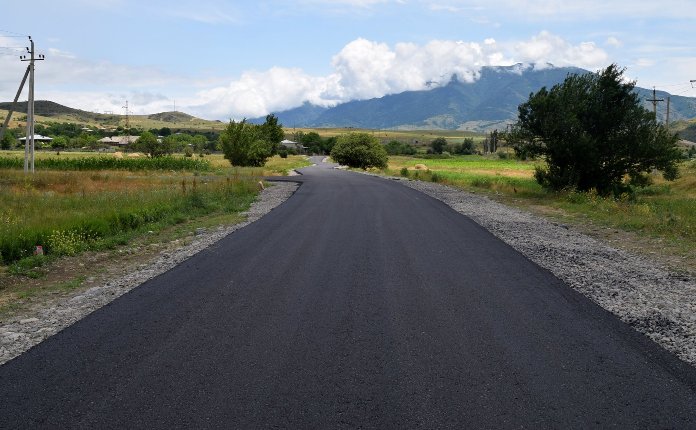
425,0,696,20
606,36,623,48
192,32,608,118
513,31,608,69
190,67,341,119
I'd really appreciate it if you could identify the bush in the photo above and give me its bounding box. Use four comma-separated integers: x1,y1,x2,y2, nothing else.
431,137,447,154
219,119,273,167
330,132,388,169
400,167,409,177
1,130,16,150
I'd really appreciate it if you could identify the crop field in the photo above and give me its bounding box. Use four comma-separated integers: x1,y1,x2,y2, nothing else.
386,155,696,269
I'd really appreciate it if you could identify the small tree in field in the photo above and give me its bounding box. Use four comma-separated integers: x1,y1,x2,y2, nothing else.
511,64,681,195
330,132,388,169
219,119,273,167
1,130,15,150
133,131,171,157
430,137,446,154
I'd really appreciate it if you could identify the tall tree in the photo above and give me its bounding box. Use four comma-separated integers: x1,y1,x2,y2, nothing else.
258,114,284,154
511,64,681,195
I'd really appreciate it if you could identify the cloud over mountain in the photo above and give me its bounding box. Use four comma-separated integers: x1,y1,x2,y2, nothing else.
190,32,609,119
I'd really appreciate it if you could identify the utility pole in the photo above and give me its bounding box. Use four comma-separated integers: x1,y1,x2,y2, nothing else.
18,37,45,173
666,97,671,131
646,87,664,120
122,100,131,144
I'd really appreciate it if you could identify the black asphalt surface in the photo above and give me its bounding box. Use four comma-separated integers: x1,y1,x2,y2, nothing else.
1,157,696,429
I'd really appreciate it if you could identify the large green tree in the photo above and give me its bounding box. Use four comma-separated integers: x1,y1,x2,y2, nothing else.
511,64,681,195
219,119,273,167
330,132,388,169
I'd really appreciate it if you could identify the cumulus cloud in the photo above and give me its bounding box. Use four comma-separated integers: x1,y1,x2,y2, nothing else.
513,31,609,68
190,67,341,119
191,32,608,118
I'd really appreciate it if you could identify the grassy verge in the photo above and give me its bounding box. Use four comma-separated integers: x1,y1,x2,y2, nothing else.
385,155,696,271
0,169,258,264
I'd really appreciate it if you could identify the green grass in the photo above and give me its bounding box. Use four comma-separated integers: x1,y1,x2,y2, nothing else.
386,155,696,258
0,153,308,270
0,169,258,265
8,255,53,279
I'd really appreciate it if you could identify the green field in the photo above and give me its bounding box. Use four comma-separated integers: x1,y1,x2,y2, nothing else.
385,155,696,269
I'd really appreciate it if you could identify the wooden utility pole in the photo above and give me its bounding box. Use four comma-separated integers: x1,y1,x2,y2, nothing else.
646,87,664,120
665,97,671,130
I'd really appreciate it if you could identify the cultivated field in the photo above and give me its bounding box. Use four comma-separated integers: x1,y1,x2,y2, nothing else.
385,155,696,272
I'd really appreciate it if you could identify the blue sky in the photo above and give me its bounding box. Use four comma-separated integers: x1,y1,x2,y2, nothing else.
1,0,695,120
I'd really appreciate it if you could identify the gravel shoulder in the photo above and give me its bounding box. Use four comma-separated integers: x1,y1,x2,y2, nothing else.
0,182,299,366
394,177,696,366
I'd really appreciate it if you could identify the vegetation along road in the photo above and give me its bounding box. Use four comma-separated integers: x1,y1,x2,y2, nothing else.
1,157,696,428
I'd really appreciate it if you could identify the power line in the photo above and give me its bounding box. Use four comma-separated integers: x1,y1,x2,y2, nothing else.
0,29,29,37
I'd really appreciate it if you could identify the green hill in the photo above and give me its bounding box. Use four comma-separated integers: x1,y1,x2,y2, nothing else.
0,101,223,131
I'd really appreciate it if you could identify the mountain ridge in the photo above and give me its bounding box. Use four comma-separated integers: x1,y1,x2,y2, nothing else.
250,65,696,132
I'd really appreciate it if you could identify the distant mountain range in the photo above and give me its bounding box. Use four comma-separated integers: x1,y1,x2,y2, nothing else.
251,65,696,132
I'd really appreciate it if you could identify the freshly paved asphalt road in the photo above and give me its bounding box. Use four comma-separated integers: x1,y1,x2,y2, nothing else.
2,157,696,428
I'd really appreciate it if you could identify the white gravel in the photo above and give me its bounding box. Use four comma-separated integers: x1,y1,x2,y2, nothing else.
397,178,696,366
0,182,298,366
